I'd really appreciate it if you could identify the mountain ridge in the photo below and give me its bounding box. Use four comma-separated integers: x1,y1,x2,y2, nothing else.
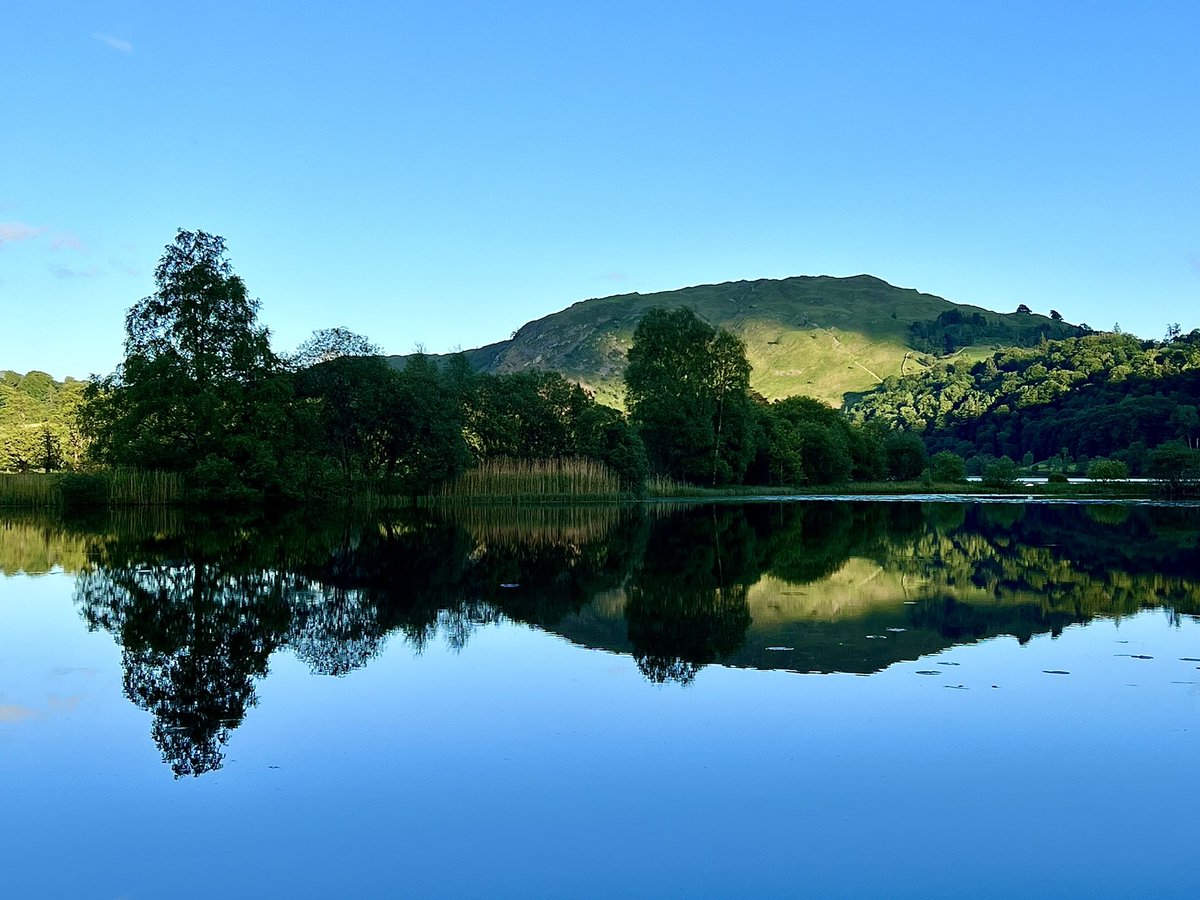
388,274,1084,407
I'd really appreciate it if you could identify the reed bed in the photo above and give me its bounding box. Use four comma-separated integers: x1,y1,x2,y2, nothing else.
0,473,60,508
644,474,695,498
0,469,184,509
437,457,624,502
441,502,625,547
106,469,185,506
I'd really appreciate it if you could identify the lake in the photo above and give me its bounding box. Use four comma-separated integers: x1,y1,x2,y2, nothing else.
2,499,1198,899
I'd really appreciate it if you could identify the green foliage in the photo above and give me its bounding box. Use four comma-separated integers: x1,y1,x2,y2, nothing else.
1,372,87,472
385,354,473,494
58,473,111,509
81,230,297,502
1086,459,1129,482
908,307,1084,355
884,432,927,480
930,451,966,482
982,456,1019,487
625,308,756,485
851,331,1200,471
1147,443,1200,496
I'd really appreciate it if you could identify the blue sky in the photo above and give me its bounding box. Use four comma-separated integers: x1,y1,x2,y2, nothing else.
3,0,1198,379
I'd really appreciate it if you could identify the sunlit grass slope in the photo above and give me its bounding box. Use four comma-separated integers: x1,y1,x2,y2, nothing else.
389,275,1073,408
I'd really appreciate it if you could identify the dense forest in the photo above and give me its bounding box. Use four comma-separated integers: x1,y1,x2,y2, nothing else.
0,370,87,472
850,330,1200,475
906,305,1087,355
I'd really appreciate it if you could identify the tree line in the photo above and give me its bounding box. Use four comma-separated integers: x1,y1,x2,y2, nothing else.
18,229,923,503
24,228,1197,501
75,232,653,503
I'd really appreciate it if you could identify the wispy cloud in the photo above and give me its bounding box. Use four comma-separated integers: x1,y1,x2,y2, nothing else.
1188,251,1200,276
0,221,44,246
598,270,633,284
93,32,133,54
50,232,86,252
50,263,104,279
0,704,39,723
110,257,139,276
49,665,100,678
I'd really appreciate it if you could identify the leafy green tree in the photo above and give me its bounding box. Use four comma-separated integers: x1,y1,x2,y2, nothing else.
884,431,927,480
1086,459,1128,482
757,397,853,484
293,337,396,485
983,456,1019,487
575,403,649,488
37,426,63,473
289,327,380,368
382,354,472,494
930,451,966,482
846,424,888,481
82,230,294,501
625,308,755,485
1147,443,1200,496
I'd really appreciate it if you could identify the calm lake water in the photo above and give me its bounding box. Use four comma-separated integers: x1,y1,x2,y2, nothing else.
2,500,1199,899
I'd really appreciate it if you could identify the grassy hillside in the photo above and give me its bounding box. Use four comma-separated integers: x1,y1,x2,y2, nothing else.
389,275,1081,407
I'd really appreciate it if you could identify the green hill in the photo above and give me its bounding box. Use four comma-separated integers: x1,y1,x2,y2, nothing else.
389,275,1083,407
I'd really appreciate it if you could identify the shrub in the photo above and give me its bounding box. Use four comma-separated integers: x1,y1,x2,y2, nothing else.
1086,459,1129,482
982,456,1018,488
930,451,966,483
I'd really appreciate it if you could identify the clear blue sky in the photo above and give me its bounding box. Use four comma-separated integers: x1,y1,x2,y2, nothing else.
3,0,1198,379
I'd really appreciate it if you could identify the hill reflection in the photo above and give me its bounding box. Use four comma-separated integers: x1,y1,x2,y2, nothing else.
3,500,1198,775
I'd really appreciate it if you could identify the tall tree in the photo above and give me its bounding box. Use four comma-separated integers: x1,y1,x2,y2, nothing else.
625,308,755,485
82,230,292,500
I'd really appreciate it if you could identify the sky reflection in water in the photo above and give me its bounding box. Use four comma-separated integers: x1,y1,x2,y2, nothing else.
1,500,1198,899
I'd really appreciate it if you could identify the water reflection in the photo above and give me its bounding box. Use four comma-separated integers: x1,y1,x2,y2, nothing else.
3,500,1199,775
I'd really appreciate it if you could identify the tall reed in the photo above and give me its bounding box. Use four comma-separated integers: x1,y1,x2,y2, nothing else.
644,474,694,498
0,473,59,509
107,468,185,506
438,457,623,501
441,502,624,547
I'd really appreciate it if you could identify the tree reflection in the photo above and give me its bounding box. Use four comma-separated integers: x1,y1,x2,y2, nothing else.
13,496,1195,775
287,584,387,676
625,507,756,683
76,555,292,777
